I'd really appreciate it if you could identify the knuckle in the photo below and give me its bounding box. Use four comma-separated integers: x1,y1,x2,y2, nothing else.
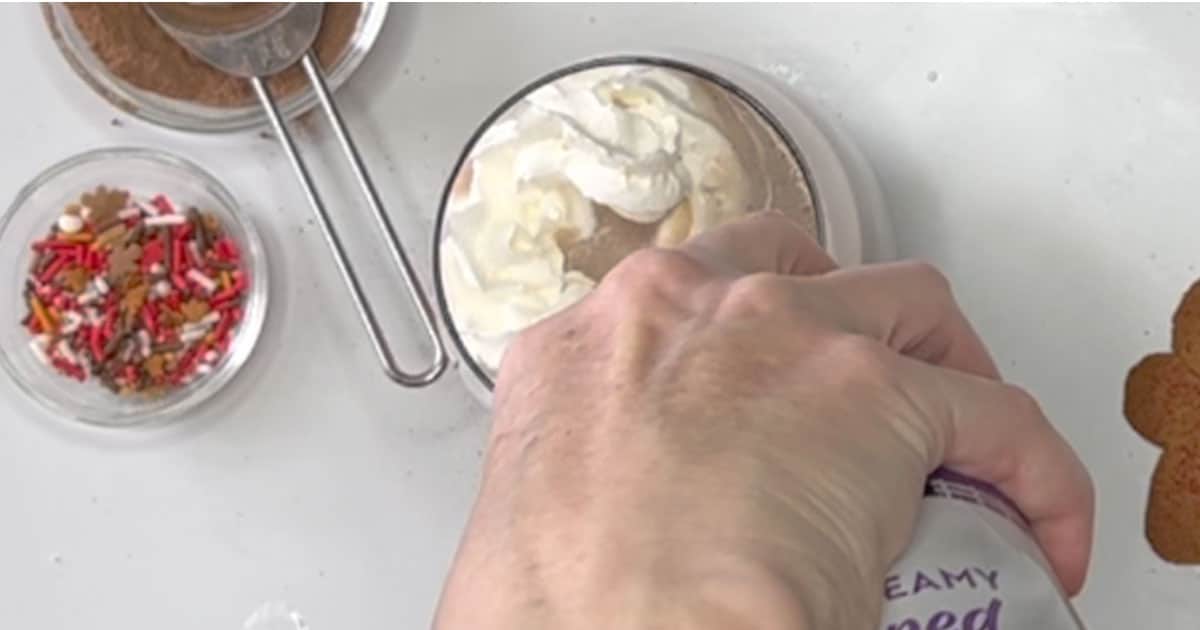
720,273,795,316
1000,383,1046,421
824,333,897,384
900,260,953,296
603,247,701,302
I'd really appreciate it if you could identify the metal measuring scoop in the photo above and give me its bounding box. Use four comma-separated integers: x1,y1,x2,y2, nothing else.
147,3,446,387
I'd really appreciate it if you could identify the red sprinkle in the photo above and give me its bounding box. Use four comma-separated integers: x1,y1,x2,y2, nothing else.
142,240,164,266
103,305,118,338
151,194,175,215
214,238,240,261
33,239,79,253
142,302,159,336
38,255,69,283
90,324,105,362
170,349,198,384
211,288,239,308
213,310,235,343
184,244,200,270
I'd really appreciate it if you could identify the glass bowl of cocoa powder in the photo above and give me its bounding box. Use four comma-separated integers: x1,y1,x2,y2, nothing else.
43,3,386,133
0,147,269,427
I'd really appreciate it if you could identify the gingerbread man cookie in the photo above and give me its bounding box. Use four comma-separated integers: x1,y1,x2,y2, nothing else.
1126,280,1200,562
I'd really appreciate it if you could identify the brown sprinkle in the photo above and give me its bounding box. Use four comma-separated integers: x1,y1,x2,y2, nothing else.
119,282,148,318
60,266,91,294
107,242,142,282
188,208,210,252
93,222,128,249
153,342,184,354
180,298,211,323
144,354,166,379
122,223,145,247
79,185,129,226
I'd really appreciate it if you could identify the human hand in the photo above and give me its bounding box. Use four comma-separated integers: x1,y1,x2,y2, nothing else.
435,212,1093,630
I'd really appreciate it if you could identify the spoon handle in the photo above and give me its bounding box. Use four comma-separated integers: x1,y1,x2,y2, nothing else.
251,59,448,387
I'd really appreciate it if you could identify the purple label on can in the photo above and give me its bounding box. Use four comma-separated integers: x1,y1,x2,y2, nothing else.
926,468,1030,531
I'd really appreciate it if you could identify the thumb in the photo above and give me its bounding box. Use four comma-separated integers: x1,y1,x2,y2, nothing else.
900,355,1094,595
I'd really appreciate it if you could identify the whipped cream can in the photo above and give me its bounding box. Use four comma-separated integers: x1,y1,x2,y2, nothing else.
880,468,1084,629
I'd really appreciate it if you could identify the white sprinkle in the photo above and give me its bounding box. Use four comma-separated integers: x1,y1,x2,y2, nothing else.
143,214,187,227
138,330,152,358
149,262,166,276
186,269,217,293
77,289,98,306
203,350,219,363
29,338,51,366
117,207,142,221
193,364,213,377
60,311,83,335
200,311,220,327
57,214,84,234
84,308,101,325
135,201,156,217
79,205,94,221
93,276,110,295
153,280,172,298
56,339,79,366
180,328,207,345
180,320,213,336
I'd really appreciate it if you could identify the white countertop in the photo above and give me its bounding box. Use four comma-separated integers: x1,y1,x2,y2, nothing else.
3,4,1198,628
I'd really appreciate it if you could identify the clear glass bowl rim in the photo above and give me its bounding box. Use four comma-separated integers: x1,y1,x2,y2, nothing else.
41,2,389,134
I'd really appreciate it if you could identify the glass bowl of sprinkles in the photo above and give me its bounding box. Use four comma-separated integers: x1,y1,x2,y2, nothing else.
0,147,268,427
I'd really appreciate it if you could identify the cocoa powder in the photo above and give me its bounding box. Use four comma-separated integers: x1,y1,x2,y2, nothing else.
66,3,362,108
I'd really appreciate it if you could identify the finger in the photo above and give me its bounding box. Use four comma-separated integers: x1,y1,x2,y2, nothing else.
905,358,1094,594
681,211,837,276
813,262,1000,378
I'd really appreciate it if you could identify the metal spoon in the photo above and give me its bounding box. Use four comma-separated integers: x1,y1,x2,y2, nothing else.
147,3,447,387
